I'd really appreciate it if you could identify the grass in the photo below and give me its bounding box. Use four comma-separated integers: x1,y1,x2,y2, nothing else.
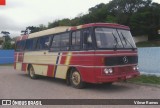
136,41,160,47
128,75,160,85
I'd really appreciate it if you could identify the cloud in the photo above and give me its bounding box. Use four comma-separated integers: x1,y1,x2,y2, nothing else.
0,15,25,36
0,0,111,37
0,0,26,10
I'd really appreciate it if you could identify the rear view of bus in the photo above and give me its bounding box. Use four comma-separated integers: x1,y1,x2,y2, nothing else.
14,23,140,89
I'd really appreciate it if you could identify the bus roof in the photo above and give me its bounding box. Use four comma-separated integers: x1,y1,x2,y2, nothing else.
16,23,129,41
28,26,71,39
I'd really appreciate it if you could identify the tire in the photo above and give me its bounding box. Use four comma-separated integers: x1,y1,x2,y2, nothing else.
70,69,85,89
28,65,37,79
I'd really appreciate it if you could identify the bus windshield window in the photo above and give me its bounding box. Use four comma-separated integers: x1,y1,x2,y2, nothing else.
117,29,136,49
95,28,136,49
95,28,123,49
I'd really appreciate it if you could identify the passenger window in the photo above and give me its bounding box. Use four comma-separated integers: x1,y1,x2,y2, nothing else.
71,31,81,50
60,33,70,51
25,39,37,51
82,29,93,50
36,36,51,50
51,35,61,51
51,33,69,51
16,40,26,51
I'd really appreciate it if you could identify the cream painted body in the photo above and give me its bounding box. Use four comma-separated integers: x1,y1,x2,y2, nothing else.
21,50,70,79
16,26,76,79
16,62,22,71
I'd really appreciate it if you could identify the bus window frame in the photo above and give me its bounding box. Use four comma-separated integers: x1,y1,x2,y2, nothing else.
70,30,82,51
81,27,96,50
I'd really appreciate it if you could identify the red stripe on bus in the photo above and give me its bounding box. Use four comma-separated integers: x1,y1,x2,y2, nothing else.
16,35,28,41
60,52,67,64
14,62,16,69
82,23,129,30
47,65,54,77
22,63,27,71
14,52,17,61
18,53,24,62
70,27,77,30
22,35,28,40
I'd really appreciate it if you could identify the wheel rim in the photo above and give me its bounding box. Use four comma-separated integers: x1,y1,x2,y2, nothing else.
71,71,81,86
30,67,35,77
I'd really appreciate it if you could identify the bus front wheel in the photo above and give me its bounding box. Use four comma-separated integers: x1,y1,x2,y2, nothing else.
28,65,37,79
70,69,85,89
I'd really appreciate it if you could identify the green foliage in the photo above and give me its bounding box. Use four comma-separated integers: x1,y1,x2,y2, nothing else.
128,75,160,85
2,42,14,49
0,40,3,44
136,40,160,47
106,15,117,23
1,31,10,36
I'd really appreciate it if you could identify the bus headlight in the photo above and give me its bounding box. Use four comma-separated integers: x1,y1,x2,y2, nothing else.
108,68,113,73
104,68,109,74
133,66,139,71
104,68,113,75
133,66,136,70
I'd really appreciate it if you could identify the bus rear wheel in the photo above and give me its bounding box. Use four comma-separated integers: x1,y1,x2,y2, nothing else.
28,65,37,79
70,69,85,89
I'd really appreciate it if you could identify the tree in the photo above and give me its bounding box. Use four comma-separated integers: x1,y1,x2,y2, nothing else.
2,41,14,49
107,0,152,25
1,31,11,42
1,31,10,36
130,2,160,38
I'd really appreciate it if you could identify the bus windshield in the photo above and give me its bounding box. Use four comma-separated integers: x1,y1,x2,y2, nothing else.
95,28,136,49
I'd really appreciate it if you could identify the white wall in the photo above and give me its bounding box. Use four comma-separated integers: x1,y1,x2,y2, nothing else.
138,47,160,76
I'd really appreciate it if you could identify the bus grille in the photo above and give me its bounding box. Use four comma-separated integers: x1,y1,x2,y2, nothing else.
104,56,138,66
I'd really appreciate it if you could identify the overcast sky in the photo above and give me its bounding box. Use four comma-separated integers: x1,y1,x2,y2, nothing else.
0,0,160,37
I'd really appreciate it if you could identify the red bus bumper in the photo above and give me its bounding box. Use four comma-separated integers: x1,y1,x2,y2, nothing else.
96,72,140,83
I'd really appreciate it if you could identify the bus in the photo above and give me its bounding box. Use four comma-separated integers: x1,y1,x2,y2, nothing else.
14,23,140,89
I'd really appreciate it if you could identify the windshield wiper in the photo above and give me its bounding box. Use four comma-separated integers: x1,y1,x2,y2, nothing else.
112,33,118,51
120,32,135,51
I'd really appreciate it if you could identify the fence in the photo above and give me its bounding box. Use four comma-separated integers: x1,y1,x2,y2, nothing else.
0,50,14,64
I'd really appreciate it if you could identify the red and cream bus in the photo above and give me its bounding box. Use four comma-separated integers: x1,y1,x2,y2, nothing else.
14,23,140,88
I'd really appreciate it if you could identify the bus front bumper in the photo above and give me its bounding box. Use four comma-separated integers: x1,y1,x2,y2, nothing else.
96,72,140,83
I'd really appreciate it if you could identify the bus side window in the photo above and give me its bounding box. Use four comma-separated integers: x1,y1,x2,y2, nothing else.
60,33,70,51
16,40,25,51
50,33,69,51
51,35,61,51
71,30,81,50
36,36,50,50
82,28,93,50
25,38,37,51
